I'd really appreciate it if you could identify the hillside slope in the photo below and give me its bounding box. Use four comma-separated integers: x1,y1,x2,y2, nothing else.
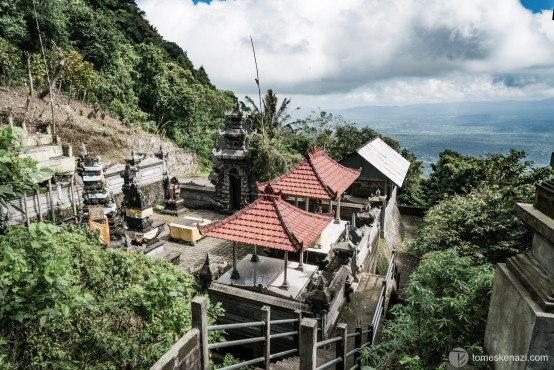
1,86,173,164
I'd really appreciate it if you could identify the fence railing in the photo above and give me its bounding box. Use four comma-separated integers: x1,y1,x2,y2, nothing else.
190,250,398,370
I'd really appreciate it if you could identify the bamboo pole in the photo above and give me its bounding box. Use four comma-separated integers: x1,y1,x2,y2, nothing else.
48,178,55,222
35,189,43,221
23,193,30,227
70,174,77,223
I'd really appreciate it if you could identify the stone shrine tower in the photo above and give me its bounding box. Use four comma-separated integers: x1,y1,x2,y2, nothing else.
484,179,554,369
209,99,256,211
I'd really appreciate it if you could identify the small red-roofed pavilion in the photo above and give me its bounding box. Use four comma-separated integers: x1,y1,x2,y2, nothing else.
200,184,334,289
257,146,361,217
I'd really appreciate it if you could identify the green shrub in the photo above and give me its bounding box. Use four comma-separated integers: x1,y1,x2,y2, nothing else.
0,223,196,369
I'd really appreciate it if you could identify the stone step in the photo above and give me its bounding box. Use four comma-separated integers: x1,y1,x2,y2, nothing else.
21,144,63,161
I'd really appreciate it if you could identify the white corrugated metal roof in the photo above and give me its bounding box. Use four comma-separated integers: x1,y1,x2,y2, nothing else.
355,137,410,187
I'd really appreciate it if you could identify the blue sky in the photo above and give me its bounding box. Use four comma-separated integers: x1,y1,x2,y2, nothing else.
520,0,554,12
140,0,554,109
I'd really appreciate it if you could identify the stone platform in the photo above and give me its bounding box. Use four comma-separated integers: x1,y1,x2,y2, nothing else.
218,254,318,299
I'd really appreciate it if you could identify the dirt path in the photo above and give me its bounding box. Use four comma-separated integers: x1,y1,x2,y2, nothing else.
396,214,423,300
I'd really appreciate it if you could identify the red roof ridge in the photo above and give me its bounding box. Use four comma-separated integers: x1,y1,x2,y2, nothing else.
198,197,258,234
272,198,303,252
308,147,362,176
306,149,337,200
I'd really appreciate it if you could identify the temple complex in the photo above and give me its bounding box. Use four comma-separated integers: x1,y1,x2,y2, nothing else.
76,144,118,240
209,99,257,212
120,149,181,264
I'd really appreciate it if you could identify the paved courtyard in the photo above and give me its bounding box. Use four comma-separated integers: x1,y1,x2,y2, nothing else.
153,209,255,273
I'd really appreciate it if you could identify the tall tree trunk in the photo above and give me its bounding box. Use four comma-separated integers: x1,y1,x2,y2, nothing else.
24,51,34,111
32,0,56,135
38,54,65,100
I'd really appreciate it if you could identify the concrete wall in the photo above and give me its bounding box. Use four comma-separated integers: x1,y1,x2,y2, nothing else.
150,329,201,370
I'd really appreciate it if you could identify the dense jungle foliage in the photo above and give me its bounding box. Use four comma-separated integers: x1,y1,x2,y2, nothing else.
0,223,197,369
0,0,235,166
360,151,553,369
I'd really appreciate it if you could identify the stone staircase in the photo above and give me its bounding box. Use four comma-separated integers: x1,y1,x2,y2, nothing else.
255,348,337,370
17,126,75,176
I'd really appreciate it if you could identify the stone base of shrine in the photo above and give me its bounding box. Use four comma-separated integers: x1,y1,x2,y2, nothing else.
217,254,318,300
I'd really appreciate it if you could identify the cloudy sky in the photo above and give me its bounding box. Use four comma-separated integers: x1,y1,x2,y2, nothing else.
137,0,554,109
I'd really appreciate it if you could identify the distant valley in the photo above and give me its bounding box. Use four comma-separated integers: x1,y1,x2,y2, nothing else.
333,99,554,176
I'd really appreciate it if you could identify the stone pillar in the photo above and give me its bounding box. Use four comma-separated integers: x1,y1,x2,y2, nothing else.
484,180,554,370
299,318,318,370
191,297,209,370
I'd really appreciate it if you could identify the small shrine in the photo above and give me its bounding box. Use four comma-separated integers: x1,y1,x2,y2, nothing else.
162,176,187,215
209,98,257,212
121,149,180,264
200,184,333,298
76,144,119,240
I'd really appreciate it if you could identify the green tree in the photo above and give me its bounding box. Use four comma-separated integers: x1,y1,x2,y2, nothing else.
0,126,54,211
245,89,295,139
360,250,494,369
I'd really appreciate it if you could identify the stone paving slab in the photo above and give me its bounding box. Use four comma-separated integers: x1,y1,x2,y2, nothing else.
156,209,254,273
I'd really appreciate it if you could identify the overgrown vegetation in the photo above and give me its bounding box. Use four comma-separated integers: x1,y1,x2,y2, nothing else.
360,250,494,369
0,0,234,166
359,151,553,369
0,223,196,368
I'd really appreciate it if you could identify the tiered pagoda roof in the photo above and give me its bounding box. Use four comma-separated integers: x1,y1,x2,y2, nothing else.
256,147,361,200
199,185,334,252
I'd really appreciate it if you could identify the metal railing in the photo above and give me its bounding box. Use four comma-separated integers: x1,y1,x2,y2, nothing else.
370,250,396,343
205,308,301,370
189,250,398,370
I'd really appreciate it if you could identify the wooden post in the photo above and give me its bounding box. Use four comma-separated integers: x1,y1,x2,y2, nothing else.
305,198,309,211
261,306,271,370
294,310,302,350
329,200,333,213
192,297,209,370
299,318,318,370
296,251,304,271
295,197,298,207
35,189,43,221
251,244,259,262
281,251,289,290
318,200,322,213
70,174,77,223
48,178,55,222
336,196,341,219
367,324,374,345
354,326,363,363
336,323,347,370
23,193,30,227
231,241,240,279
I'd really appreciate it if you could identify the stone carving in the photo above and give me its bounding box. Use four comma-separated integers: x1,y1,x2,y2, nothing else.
209,98,257,212
76,143,119,240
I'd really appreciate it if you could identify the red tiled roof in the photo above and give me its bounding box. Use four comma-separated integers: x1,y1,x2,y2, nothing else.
199,185,334,252
257,147,361,200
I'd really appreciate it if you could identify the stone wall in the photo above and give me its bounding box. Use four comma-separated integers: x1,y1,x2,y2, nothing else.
150,329,201,370
125,136,198,178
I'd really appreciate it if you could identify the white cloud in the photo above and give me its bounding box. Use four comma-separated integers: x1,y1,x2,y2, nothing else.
138,0,554,108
